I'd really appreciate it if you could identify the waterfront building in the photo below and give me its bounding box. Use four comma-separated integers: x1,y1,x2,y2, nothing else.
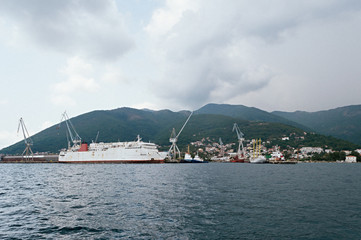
345,155,357,163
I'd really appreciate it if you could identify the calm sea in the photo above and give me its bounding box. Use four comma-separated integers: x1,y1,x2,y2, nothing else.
0,163,360,239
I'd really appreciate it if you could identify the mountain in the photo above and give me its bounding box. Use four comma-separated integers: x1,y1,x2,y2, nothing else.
195,103,308,130
1,105,358,155
1,108,189,154
273,105,361,145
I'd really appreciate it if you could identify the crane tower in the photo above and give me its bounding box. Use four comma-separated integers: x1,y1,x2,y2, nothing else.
167,111,193,162
17,117,34,160
232,123,246,158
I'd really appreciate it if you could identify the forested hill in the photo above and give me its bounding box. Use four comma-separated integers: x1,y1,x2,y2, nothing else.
1,105,358,154
273,105,361,145
195,103,309,130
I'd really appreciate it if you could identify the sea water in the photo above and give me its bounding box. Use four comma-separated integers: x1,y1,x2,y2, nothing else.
0,163,360,239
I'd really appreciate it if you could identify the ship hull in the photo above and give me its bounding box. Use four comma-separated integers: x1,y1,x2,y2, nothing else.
249,156,267,164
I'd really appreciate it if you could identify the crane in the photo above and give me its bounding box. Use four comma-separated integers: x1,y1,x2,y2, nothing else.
168,111,193,161
58,111,81,149
219,137,225,157
232,123,245,158
17,117,34,160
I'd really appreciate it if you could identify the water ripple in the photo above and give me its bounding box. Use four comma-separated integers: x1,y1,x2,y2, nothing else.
0,163,361,239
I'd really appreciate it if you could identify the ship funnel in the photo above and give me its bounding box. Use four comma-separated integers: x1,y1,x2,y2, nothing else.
78,143,88,152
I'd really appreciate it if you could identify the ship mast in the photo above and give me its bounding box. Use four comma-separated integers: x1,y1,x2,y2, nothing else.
17,117,34,160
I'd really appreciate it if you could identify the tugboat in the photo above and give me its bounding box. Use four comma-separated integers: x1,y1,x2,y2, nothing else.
182,146,207,163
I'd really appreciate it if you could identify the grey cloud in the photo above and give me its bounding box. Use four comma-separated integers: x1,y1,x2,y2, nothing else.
149,0,361,109
152,47,272,108
1,0,134,61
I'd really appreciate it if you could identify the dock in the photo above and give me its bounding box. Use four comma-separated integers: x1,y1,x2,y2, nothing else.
0,154,59,163
268,160,297,164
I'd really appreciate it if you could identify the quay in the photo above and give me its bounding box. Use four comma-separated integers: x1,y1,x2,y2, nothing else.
0,154,58,163
268,160,297,164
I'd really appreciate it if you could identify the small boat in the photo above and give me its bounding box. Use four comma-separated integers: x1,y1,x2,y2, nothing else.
182,146,207,163
192,153,207,163
269,146,285,161
183,152,193,162
230,155,246,163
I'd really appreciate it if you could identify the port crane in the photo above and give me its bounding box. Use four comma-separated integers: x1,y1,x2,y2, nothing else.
168,111,193,161
17,117,34,160
232,123,245,158
58,111,81,149
219,137,225,157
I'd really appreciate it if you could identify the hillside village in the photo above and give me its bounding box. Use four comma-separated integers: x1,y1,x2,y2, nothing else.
188,132,361,162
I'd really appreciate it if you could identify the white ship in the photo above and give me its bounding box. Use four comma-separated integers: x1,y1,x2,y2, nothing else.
58,112,165,163
59,135,166,163
249,155,267,164
249,138,268,164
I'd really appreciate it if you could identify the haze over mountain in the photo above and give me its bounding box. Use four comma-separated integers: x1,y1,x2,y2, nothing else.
1,104,359,155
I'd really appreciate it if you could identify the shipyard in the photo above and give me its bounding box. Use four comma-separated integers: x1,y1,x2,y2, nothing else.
1,110,359,164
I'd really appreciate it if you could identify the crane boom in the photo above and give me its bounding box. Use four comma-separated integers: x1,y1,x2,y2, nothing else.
17,117,34,158
58,111,81,148
232,123,246,158
167,111,193,161
176,111,193,139
232,123,244,140
17,118,33,146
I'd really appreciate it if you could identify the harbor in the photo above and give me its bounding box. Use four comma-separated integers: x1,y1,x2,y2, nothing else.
1,111,359,164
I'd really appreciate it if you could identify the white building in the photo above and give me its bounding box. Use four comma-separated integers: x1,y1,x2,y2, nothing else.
345,156,357,163
300,147,323,154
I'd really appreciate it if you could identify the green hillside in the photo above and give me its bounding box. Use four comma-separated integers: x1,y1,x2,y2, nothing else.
1,106,358,155
196,103,308,130
273,105,361,145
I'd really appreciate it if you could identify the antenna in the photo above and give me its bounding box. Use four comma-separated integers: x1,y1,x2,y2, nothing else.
17,117,34,160
168,111,193,161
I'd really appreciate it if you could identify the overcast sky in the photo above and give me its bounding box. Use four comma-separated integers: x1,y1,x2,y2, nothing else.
1,0,361,149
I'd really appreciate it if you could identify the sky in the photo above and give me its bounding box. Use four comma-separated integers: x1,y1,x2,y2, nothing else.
1,0,361,149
